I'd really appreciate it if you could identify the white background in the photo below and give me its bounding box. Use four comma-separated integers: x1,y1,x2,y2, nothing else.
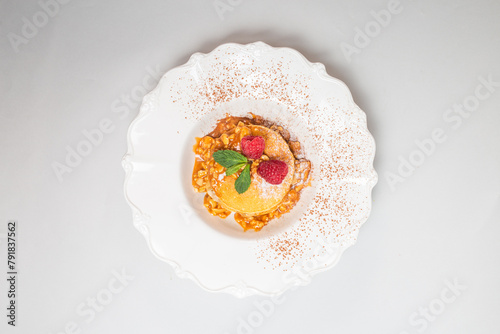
1,0,499,333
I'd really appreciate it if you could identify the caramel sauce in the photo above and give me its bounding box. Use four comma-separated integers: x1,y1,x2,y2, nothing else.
207,116,254,138
192,115,311,231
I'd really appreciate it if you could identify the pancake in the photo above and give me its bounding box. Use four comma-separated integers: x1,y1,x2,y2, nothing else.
207,125,295,215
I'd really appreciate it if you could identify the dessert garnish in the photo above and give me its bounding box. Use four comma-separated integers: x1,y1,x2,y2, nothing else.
257,160,288,185
241,136,265,159
213,136,289,193
213,150,251,194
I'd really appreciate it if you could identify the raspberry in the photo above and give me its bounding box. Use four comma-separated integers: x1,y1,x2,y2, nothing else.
257,160,288,185
241,136,265,160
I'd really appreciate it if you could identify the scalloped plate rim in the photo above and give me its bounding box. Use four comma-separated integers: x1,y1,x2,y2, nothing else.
122,41,378,297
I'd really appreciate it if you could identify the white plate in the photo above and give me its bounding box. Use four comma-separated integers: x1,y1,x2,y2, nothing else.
122,42,377,297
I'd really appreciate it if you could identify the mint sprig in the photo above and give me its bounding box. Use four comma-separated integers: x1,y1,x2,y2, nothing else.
213,150,247,167
213,150,251,194
234,164,251,194
225,162,247,176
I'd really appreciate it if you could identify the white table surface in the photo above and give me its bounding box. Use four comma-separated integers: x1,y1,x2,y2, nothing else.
1,0,499,333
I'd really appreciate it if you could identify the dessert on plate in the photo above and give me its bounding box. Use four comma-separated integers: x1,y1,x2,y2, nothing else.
192,115,311,231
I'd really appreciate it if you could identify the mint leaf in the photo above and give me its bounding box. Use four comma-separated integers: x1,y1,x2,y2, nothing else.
213,150,247,168
225,162,247,176
235,164,251,194
212,150,252,194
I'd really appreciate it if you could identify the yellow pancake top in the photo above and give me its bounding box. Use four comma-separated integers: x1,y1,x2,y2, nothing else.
207,125,295,215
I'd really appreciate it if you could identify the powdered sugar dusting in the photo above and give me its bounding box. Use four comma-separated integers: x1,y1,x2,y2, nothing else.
254,174,279,199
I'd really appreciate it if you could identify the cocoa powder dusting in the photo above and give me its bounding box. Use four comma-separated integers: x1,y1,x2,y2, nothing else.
174,49,375,270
